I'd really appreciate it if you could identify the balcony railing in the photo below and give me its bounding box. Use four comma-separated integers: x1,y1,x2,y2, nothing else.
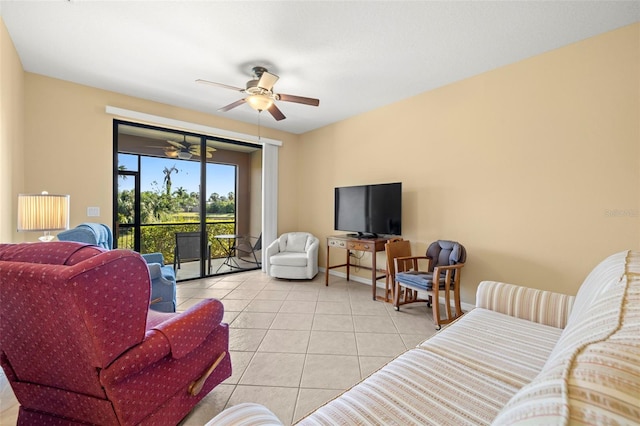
116,221,236,264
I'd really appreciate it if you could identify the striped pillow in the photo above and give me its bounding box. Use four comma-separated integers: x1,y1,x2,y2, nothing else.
492,251,640,425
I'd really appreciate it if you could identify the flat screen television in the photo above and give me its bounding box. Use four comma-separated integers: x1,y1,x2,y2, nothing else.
334,182,402,238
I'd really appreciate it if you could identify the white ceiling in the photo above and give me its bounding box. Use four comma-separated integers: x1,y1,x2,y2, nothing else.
1,1,638,134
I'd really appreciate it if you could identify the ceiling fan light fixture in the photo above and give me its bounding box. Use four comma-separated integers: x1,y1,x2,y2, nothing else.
178,151,193,160
198,65,319,121
247,94,274,112
164,147,179,158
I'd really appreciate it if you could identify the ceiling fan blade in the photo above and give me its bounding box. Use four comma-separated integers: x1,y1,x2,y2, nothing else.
257,71,279,91
196,79,244,92
219,98,246,112
267,103,286,121
277,93,320,106
167,140,187,149
187,146,215,158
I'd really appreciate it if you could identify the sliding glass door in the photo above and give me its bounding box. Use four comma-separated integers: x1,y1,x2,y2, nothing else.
113,121,262,281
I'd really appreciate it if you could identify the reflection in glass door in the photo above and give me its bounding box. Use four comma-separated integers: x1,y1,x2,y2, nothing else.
114,121,263,281
116,160,139,251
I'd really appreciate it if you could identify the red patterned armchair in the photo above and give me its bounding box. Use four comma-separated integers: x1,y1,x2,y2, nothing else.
0,242,231,425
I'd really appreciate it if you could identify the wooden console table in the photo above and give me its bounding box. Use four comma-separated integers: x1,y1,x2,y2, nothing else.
325,235,389,301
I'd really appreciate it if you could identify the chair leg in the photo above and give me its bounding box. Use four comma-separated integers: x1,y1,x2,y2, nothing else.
431,291,441,330
444,290,452,321
393,282,401,311
454,284,463,318
385,274,395,303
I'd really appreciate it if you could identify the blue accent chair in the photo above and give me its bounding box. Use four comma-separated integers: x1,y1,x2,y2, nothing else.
57,223,177,312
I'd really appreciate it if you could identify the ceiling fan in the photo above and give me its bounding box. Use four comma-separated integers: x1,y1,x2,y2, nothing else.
155,136,216,160
196,66,320,121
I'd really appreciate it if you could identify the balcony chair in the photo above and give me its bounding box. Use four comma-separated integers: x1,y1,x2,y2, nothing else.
0,241,231,425
235,233,262,266
173,231,212,274
265,232,319,279
393,240,467,329
57,223,177,312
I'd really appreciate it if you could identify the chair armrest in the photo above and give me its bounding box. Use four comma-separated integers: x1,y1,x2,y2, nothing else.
153,299,224,358
141,252,164,266
433,263,464,271
394,255,429,273
146,263,175,285
266,239,280,257
101,331,172,386
475,281,575,329
265,239,280,273
432,262,465,278
395,255,429,262
306,239,319,258
101,299,225,386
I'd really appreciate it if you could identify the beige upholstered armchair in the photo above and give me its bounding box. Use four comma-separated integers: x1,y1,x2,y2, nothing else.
265,232,319,279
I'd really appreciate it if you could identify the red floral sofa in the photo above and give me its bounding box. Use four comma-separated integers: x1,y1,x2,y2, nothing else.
0,242,231,425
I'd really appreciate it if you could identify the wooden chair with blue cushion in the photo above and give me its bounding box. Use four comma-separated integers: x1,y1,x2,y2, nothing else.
393,240,466,329
58,223,177,312
384,237,412,303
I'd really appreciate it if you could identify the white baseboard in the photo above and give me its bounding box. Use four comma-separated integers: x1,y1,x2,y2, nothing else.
320,267,475,312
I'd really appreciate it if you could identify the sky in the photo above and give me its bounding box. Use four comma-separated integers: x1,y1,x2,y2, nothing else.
118,154,236,198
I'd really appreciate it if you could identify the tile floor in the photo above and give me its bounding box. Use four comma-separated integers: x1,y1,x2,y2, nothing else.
0,270,440,426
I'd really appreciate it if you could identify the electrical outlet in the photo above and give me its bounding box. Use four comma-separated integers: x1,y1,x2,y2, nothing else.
87,207,100,217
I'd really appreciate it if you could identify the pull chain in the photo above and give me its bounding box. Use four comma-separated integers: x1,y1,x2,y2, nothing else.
258,111,261,142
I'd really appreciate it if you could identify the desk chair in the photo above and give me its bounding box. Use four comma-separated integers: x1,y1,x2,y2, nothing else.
384,237,412,303
393,240,467,329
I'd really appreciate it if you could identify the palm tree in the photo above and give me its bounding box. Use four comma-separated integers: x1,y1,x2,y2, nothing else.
174,186,188,199
173,187,189,211
162,165,178,196
117,190,134,224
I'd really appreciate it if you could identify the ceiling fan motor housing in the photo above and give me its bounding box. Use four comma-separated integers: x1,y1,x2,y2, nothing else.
251,66,268,78
245,79,270,95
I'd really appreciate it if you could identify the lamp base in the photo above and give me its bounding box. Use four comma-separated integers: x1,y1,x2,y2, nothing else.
38,232,55,242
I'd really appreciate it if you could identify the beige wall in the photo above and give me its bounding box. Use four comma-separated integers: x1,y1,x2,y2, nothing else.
3,18,638,305
0,17,25,242
20,74,298,241
298,23,640,303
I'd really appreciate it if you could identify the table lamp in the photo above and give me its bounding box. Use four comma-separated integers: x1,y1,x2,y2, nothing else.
17,191,70,242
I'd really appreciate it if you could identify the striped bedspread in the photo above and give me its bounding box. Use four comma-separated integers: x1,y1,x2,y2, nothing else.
298,309,562,426
208,250,640,426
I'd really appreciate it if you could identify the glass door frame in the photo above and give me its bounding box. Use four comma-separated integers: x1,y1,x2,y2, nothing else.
112,119,261,281
116,167,141,252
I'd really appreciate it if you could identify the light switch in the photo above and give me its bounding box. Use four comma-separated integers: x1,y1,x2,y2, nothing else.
87,207,100,217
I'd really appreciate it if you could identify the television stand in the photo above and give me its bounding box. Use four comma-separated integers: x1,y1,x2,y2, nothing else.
325,234,390,301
